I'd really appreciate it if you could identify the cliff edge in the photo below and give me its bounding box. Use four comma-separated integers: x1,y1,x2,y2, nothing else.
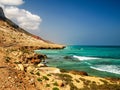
0,7,65,49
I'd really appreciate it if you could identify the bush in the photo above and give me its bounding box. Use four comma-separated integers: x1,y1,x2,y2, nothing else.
53,82,58,86
46,84,50,87
43,76,49,80
56,73,78,90
37,78,42,82
5,56,11,62
36,72,40,76
52,87,59,90
47,74,51,76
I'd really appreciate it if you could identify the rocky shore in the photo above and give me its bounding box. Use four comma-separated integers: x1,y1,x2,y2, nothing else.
1,47,120,90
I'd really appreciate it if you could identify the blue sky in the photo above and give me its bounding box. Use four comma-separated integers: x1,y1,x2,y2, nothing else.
5,0,120,45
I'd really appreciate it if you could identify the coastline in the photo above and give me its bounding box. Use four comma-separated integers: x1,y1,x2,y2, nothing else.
0,46,120,90
37,45,120,78
0,7,120,89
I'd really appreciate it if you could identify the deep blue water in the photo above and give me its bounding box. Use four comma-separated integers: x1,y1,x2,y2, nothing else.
35,45,120,78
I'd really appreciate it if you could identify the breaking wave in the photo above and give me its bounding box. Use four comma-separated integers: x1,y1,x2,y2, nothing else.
90,65,120,74
73,55,101,61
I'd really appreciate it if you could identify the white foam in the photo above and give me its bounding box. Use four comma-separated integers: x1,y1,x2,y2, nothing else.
73,55,100,61
90,65,120,74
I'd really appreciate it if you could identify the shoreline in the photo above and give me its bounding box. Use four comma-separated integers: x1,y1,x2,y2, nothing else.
37,45,120,79
0,46,120,90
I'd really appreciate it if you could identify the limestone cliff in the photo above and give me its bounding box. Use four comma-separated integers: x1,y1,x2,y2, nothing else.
0,7,65,49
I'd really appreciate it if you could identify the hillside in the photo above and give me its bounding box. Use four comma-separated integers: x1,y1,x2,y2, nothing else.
0,7,65,49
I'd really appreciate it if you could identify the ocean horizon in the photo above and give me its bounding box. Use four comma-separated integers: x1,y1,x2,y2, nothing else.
35,45,120,78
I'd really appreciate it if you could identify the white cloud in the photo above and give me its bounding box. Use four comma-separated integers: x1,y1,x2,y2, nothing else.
0,0,42,30
0,0,24,6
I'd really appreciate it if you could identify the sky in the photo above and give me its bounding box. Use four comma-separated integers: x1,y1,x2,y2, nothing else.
0,0,120,45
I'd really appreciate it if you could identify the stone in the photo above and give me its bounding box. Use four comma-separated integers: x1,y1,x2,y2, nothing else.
0,7,6,20
26,65,35,73
17,64,24,71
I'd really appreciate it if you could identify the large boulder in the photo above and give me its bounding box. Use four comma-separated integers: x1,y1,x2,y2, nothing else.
27,54,47,65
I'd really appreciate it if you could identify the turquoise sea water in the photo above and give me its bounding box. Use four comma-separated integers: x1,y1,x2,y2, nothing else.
35,45,120,78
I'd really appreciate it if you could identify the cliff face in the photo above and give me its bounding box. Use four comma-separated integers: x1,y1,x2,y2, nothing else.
0,7,65,49
0,7,5,19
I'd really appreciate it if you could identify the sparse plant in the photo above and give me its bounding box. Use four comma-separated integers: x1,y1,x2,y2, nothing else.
30,71,34,74
14,61,21,64
36,72,40,76
47,74,51,76
37,78,42,82
46,84,50,87
52,87,59,90
43,76,49,80
69,83,78,90
5,56,11,62
55,73,78,90
53,82,58,86
75,79,80,83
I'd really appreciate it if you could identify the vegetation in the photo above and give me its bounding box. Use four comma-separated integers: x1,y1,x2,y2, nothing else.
55,73,78,90
46,84,50,87
42,76,49,80
52,87,59,90
4,56,11,62
47,74,51,76
37,78,42,82
75,79,80,83
53,82,58,86
36,72,40,76
79,78,120,90
30,71,34,74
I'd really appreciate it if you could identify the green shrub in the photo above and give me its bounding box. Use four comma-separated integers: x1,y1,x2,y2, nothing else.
37,78,42,82
47,74,51,76
56,73,78,90
52,87,59,90
43,76,49,80
53,82,58,86
46,84,50,87
36,72,40,76
30,71,34,74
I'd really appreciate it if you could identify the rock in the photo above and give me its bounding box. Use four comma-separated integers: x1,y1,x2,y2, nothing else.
17,64,24,71
38,67,61,74
37,63,46,67
0,7,6,20
31,59,42,65
29,78,35,85
69,70,88,76
26,65,35,73
28,54,46,65
64,56,72,59
57,80,65,87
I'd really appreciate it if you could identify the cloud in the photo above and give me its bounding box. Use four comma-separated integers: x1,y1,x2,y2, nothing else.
0,0,24,6
0,0,42,30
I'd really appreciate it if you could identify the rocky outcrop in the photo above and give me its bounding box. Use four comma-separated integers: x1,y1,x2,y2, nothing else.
69,70,88,76
27,54,47,65
0,7,6,20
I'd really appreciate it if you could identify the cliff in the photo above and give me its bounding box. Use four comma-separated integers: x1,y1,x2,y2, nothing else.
0,7,65,49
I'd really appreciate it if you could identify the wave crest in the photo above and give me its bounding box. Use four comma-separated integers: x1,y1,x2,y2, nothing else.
90,65,120,74
73,55,100,61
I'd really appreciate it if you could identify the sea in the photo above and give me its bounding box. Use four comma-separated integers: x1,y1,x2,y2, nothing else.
35,45,120,78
